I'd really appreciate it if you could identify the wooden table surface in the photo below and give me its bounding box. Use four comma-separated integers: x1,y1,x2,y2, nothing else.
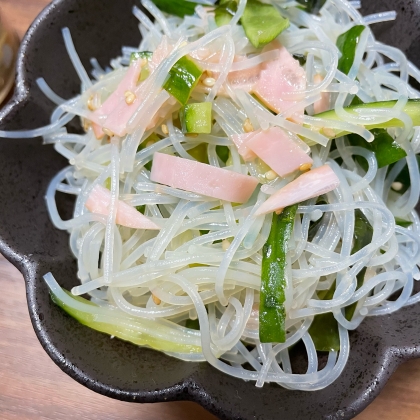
1,1,420,419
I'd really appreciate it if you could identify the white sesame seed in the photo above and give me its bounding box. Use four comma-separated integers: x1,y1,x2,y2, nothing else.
222,239,231,251
152,294,161,305
299,163,312,172
392,181,403,191
314,73,323,84
243,118,254,133
87,96,96,111
322,127,336,138
359,307,368,316
124,90,136,105
103,128,114,137
264,170,277,180
203,77,216,87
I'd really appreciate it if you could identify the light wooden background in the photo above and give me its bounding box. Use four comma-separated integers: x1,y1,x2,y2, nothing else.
0,1,420,419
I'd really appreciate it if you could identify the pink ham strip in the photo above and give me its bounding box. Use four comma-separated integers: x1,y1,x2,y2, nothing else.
85,185,161,230
251,41,306,116
313,74,330,114
150,153,259,203
246,127,313,177
92,59,143,137
230,131,258,161
255,165,340,216
148,36,174,72
91,37,174,137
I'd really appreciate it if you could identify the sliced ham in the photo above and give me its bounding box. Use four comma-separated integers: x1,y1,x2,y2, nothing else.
227,62,262,93
230,131,258,161
91,37,175,137
148,36,174,73
246,127,313,177
313,74,330,114
150,153,259,203
255,165,340,216
92,122,105,139
85,185,160,230
92,59,144,137
251,41,306,117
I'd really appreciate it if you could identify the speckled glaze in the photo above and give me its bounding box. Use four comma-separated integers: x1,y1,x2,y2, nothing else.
0,0,420,419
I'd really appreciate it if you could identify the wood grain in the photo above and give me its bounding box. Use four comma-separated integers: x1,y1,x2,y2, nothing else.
0,1,420,419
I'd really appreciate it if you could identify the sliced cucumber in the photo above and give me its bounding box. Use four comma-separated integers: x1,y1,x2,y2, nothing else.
180,102,212,134
130,51,153,82
130,51,153,63
313,99,420,138
163,56,203,105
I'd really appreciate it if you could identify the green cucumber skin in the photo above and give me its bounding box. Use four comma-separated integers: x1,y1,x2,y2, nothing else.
163,56,203,105
314,99,420,138
259,205,297,344
182,102,213,134
336,25,366,75
308,209,373,351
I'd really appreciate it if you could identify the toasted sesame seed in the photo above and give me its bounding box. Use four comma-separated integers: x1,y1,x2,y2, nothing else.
265,170,278,180
152,294,161,305
206,70,214,78
322,127,336,138
161,124,169,135
392,181,403,191
275,209,284,215
243,118,254,133
87,96,96,111
82,118,90,132
124,90,136,105
203,77,216,87
222,239,231,251
299,163,312,172
103,128,114,137
314,73,323,84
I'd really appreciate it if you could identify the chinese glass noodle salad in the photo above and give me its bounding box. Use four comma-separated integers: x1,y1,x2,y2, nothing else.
4,0,420,390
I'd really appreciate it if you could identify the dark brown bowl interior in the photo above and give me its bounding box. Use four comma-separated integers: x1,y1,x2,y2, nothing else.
1,1,420,419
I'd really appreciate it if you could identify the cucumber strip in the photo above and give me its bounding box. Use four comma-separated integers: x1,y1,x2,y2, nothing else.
163,56,203,105
180,102,213,134
344,209,373,321
130,51,153,82
150,0,198,18
50,286,202,354
130,51,153,63
296,0,326,14
241,0,290,48
313,99,420,138
336,25,366,75
348,128,407,170
259,205,297,343
307,284,340,352
309,209,373,351
214,0,238,26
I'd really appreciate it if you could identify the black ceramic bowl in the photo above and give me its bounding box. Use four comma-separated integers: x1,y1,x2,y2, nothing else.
1,1,420,419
